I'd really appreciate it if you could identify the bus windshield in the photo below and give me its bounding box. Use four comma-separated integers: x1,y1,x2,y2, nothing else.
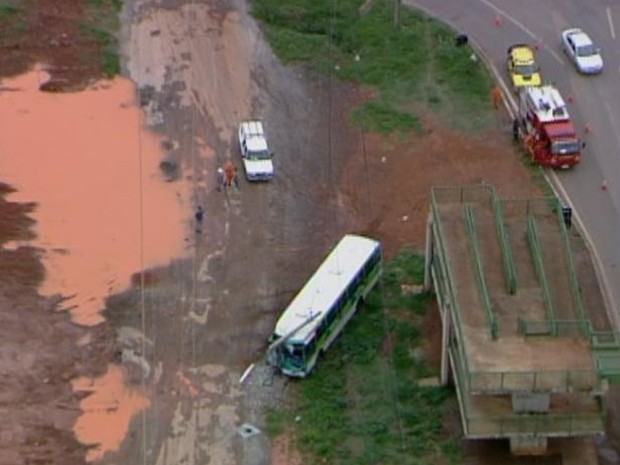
285,343,305,362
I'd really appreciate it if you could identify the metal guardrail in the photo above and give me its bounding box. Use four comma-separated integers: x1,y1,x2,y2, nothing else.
492,197,518,295
464,204,498,339
527,215,556,334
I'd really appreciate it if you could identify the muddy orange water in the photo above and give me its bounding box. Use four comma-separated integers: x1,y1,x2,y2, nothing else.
0,68,190,326
73,364,150,461
0,68,191,461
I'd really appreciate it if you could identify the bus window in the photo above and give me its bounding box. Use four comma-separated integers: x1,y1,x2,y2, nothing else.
317,317,328,339
306,336,316,355
326,304,338,325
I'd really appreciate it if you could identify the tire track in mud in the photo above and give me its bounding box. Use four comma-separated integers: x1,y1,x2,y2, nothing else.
125,0,255,142
122,1,269,464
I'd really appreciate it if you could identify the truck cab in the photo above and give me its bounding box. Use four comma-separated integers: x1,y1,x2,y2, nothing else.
238,121,274,181
516,85,582,169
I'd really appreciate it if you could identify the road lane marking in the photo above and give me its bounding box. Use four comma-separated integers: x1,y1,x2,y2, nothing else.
475,0,564,65
608,7,616,39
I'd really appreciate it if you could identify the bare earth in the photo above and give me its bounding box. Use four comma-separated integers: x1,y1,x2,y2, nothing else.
0,1,618,465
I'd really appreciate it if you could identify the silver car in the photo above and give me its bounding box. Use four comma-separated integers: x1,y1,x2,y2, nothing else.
561,28,603,74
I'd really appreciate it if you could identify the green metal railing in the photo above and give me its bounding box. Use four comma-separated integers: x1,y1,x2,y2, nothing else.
465,413,604,438
432,186,620,391
518,318,589,338
519,318,620,349
553,203,588,322
431,204,470,376
449,346,604,438
517,317,554,336
431,184,495,206
516,319,620,384
527,215,556,334
464,204,498,339
492,197,518,295
591,330,620,349
590,330,620,383
594,352,620,384
449,340,600,393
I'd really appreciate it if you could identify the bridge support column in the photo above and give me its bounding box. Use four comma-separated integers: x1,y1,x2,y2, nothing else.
510,435,548,455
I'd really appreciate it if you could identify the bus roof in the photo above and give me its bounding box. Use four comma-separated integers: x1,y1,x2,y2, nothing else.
273,234,381,344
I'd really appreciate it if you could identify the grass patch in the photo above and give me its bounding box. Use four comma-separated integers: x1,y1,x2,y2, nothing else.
82,0,123,77
270,250,458,464
0,0,22,21
263,26,327,64
350,100,422,134
517,146,556,197
265,408,289,437
252,0,494,134
0,1,25,41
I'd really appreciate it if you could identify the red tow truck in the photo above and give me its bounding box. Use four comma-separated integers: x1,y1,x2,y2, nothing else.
513,85,583,169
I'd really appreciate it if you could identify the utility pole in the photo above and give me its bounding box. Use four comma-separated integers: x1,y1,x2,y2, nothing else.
393,0,401,29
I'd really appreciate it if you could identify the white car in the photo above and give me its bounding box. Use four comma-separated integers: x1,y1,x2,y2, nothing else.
238,121,274,181
561,28,603,74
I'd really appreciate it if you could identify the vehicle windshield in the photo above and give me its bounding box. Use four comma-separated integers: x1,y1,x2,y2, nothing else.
514,63,539,75
576,44,597,57
551,140,581,155
248,150,271,159
247,149,271,159
284,343,305,364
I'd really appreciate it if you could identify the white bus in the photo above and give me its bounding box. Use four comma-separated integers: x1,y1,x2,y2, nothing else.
268,234,382,377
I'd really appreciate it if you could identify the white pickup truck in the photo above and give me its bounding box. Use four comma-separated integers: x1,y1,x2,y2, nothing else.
238,121,274,181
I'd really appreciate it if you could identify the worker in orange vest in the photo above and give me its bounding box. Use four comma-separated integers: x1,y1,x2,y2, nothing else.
224,161,237,187
491,85,502,109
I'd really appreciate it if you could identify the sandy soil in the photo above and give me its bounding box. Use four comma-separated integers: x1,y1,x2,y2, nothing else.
0,1,617,465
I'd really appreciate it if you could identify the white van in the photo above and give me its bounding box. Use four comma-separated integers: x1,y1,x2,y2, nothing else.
238,121,274,181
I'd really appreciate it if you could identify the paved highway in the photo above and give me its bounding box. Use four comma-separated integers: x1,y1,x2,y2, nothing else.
406,0,620,328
